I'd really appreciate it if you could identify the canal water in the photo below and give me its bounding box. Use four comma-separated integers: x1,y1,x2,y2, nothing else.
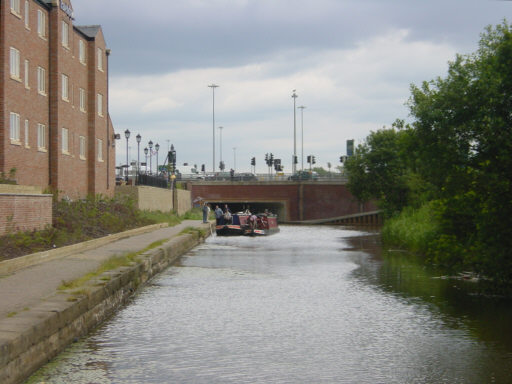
27,225,512,383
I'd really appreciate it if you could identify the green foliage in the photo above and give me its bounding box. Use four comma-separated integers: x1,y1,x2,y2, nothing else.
180,207,203,220
347,21,512,290
0,168,17,185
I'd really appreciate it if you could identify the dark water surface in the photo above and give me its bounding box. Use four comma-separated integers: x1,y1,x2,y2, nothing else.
27,226,512,383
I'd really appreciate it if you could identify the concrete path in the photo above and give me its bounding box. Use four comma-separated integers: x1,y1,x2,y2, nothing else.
0,220,213,319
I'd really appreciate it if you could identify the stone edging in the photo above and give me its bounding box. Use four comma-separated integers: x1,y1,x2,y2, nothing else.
0,225,212,384
0,223,169,275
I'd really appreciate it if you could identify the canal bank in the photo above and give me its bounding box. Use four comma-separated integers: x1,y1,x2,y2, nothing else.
0,220,214,384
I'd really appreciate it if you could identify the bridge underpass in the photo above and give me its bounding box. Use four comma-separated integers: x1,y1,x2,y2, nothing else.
188,181,377,223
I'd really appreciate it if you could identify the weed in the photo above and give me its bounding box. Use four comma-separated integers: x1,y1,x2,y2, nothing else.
6,311,17,318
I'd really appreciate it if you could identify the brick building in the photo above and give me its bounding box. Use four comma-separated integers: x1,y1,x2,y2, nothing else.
0,0,116,199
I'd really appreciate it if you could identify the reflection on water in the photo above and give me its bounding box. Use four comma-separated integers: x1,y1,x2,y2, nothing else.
27,226,512,384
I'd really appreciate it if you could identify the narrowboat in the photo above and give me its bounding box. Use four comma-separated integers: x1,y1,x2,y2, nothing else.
243,213,280,236
215,213,250,236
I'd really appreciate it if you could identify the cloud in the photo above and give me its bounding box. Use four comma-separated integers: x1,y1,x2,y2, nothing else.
111,28,457,172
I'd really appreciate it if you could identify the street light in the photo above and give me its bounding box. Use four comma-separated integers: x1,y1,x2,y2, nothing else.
148,140,153,174
208,83,219,173
292,90,298,174
136,134,141,183
218,126,223,170
298,105,306,171
155,143,160,175
233,147,237,172
144,147,148,175
124,129,130,182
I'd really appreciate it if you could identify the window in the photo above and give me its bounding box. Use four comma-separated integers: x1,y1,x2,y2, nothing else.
37,123,46,149
37,9,45,38
97,139,103,161
97,48,103,71
25,120,29,147
79,136,86,159
24,1,29,28
37,66,46,95
10,0,20,15
97,93,103,116
10,47,20,80
61,74,69,101
79,88,86,111
24,60,29,88
79,40,85,64
62,128,69,153
62,21,69,47
10,112,20,142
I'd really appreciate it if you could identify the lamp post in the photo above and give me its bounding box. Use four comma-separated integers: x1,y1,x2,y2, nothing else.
136,134,141,183
292,90,298,174
218,126,223,170
144,147,148,175
233,147,237,172
208,83,219,173
148,140,153,174
124,129,130,182
155,143,160,176
298,105,306,171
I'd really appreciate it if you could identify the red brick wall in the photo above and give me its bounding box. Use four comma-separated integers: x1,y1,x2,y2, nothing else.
190,182,378,221
0,193,52,235
1,0,114,199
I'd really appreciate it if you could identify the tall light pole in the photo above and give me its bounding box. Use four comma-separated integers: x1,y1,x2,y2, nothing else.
148,140,153,174
233,147,237,172
155,143,160,175
136,134,141,183
208,84,219,173
124,129,130,182
292,90,298,174
144,147,148,175
218,126,223,170
298,105,306,171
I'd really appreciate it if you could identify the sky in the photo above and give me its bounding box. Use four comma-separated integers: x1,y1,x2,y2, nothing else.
71,0,510,174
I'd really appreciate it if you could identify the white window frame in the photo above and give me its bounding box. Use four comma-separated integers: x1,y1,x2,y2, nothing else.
24,1,29,28
79,40,86,64
37,123,46,149
10,47,20,80
97,138,103,161
79,136,86,159
97,48,103,71
62,21,69,48
10,112,21,142
25,119,30,147
37,9,46,38
79,88,86,112
61,74,69,101
62,127,69,153
24,59,29,88
10,0,20,15
97,93,103,116
37,66,46,95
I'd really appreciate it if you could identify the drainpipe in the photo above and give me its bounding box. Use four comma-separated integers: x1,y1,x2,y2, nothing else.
106,49,111,190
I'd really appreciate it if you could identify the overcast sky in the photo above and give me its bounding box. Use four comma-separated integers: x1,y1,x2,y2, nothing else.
72,0,510,174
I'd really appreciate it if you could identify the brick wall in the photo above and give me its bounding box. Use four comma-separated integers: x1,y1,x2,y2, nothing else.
190,182,377,221
0,193,52,236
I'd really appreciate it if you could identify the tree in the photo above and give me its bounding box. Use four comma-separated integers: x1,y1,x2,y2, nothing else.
344,126,414,216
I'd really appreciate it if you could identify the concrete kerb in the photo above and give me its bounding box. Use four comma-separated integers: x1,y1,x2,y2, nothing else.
0,223,214,384
0,222,170,276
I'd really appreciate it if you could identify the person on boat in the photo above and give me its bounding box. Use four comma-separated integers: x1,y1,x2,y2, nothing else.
214,205,224,225
249,214,258,229
223,204,232,224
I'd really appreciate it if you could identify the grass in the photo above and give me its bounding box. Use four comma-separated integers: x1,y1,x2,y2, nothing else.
381,202,439,253
180,226,207,239
0,195,194,260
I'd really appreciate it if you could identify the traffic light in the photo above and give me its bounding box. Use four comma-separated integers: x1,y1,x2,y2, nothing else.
307,155,311,164
340,156,344,163
312,156,316,165
201,164,205,172
293,155,298,164
251,157,256,166
274,159,281,171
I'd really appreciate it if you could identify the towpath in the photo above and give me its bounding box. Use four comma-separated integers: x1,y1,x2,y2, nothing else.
0,220,213,319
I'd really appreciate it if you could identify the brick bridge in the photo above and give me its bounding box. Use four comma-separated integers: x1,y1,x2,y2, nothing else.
188,181,379,223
